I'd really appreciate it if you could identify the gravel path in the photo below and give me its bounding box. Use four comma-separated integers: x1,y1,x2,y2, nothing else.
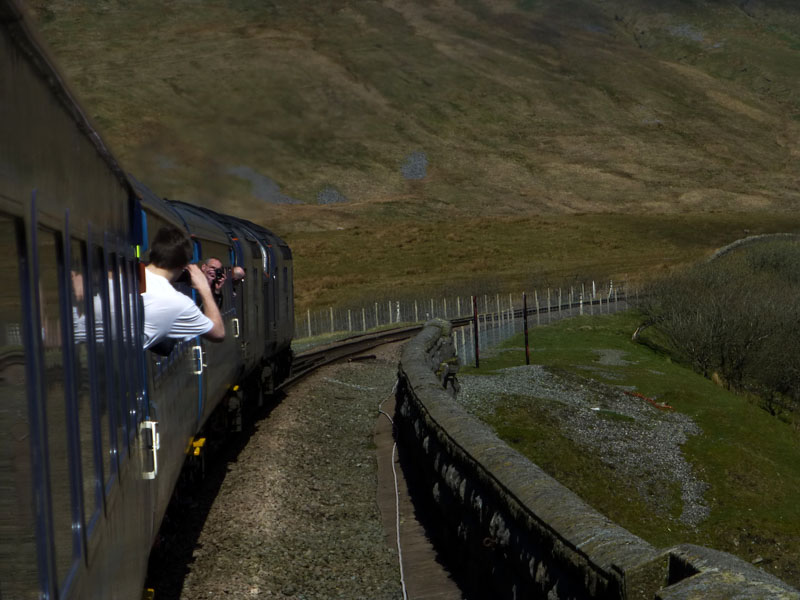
458,357,710,527
167,346,405,599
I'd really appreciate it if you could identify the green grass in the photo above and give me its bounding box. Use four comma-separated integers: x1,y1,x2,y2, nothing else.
461,311,800,586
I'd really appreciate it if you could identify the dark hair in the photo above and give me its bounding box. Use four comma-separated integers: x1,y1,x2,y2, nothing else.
149,225,193,270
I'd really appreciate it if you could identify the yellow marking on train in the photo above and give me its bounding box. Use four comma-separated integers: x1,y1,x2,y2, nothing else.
192,438,206,456
143,589,155,600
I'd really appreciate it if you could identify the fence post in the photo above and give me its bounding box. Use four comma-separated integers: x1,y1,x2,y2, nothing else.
523,292,530,365
362,307,366,331
348,309,352,332
330,307,334,333
472,295,480,368
456,296,461,317
535,290,540,326
558,288,562,315
414,300,419,323
444,298,448,319
375,302,379,328
307,309,311,338
396,301,401,323
547,288,551,323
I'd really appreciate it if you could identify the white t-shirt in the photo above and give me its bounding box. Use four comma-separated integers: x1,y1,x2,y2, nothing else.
141,269,213,349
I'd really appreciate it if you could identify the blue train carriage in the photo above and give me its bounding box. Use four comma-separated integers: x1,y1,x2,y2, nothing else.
184,207,295,396
246,221,294,392
1,1,154,598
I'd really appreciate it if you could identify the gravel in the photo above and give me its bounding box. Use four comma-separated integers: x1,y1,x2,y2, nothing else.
458,354,711,527
149,337,709,599
153,345,405,600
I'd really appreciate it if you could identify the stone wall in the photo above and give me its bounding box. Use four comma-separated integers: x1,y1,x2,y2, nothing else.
394,320,799,600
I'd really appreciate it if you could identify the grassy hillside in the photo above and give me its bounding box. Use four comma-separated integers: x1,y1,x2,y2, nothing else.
24,0,800,309
462,312,800,587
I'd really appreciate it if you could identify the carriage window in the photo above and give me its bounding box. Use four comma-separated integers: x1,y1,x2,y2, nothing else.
0,215,38,598
91,247,115,486
108,254,127,455
121,259,139,443
283,267,288,317
38,229,74,588
70,239,99,523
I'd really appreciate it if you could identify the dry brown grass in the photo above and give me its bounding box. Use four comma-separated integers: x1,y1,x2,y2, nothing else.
24,0,800,309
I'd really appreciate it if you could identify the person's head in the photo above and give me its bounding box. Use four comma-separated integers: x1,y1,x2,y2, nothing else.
201,257,224,287
149,225,193,271
232,266,245,283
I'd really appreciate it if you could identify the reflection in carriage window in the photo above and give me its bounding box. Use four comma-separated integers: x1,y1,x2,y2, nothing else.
91,247,114,485
119,258,137,442
108,254,127,454
0,215,38,598
38,229,73,588
70,239,99,523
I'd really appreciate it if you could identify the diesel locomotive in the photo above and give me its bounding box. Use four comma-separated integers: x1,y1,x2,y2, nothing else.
0,2,294,598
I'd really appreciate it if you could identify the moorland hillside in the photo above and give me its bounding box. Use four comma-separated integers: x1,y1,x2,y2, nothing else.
26,0,800,308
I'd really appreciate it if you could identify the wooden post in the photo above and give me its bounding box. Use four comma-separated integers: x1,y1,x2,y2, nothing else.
362,307,366,331
444,298,448,319
307,309,311,338
456,296,461,317
388,301,392,324
535,290,540,326
523,292,530,365
348,309,352,331
472,295,480,368
547,288,551,323
375,302,379,327
329,307,334,333
414,300,419,322
558,288,562,314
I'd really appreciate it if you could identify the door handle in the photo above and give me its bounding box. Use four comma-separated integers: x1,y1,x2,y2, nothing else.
232,317,240,339
192,345,204,375
140,420,159,480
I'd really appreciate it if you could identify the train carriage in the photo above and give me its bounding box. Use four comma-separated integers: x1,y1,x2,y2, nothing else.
0,2,294,598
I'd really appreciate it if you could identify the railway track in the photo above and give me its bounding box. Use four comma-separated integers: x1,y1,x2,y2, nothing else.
283,324,426,387
286,293,628,387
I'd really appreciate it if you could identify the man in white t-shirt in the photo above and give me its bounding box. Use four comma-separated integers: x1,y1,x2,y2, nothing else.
142,225,225,350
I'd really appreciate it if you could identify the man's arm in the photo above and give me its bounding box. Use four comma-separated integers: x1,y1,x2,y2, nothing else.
187,264,225,342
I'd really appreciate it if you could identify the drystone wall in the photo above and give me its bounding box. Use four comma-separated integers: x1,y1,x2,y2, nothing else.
394,320,799,600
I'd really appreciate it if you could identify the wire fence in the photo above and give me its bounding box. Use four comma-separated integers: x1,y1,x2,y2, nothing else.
293,280,631,351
